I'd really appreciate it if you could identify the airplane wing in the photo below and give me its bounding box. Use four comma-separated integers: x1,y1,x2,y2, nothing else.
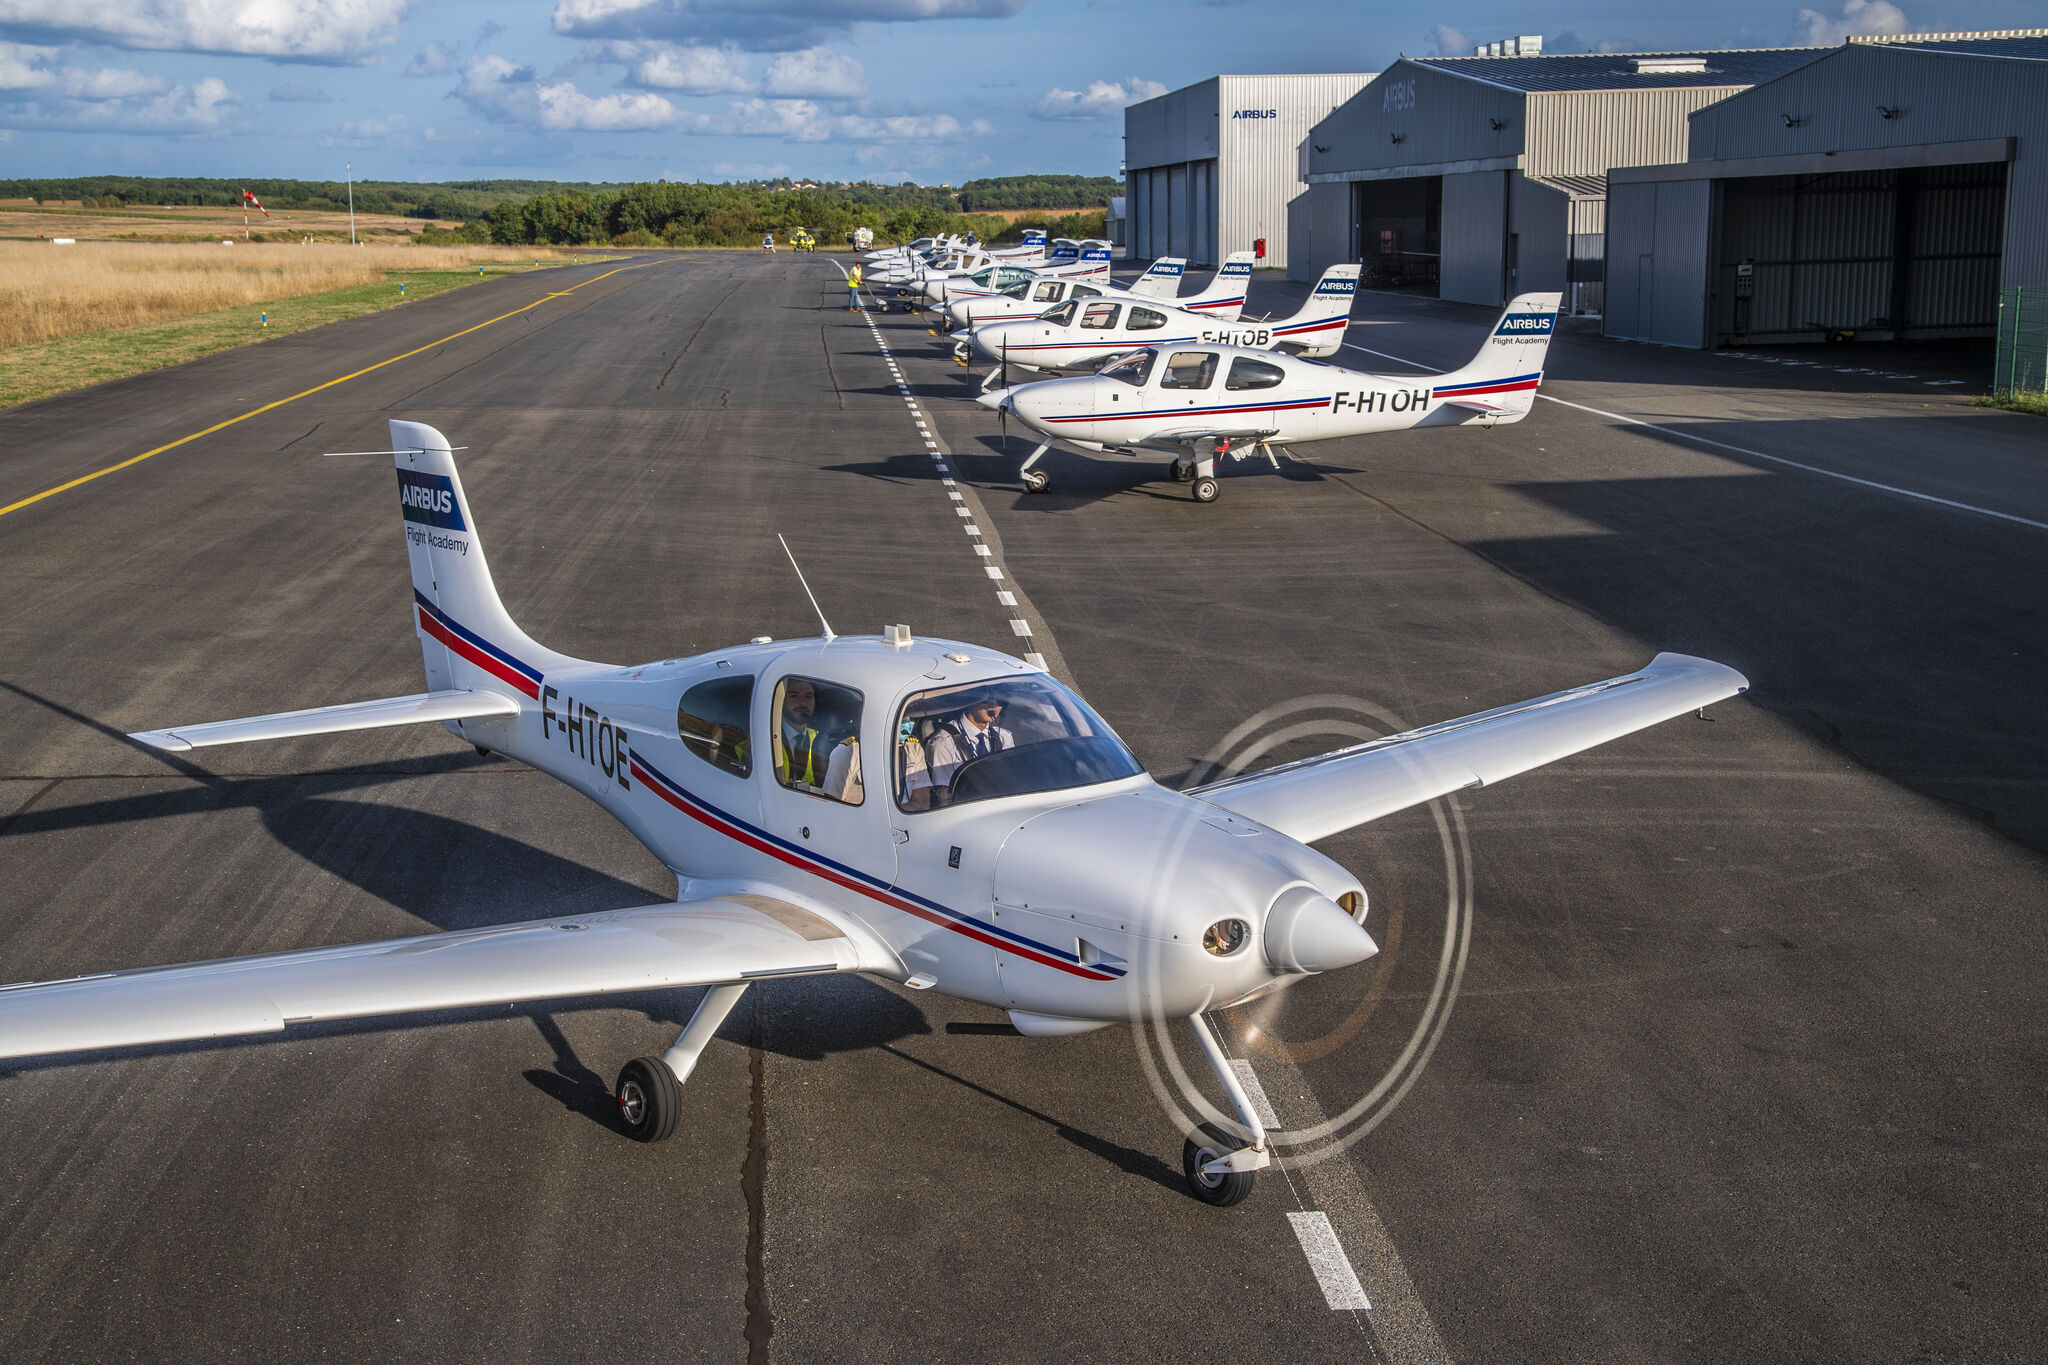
131,689,520,752
1190,653,1747,845
0,894,873,1062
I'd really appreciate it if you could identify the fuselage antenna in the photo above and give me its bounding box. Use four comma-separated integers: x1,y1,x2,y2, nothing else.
778,534,836,641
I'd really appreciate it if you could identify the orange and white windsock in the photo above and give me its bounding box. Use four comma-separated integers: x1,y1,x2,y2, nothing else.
242,189,269,217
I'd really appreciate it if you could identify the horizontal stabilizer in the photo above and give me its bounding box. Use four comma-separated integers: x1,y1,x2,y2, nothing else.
0,896,868,1061
131,689,520,752
1193,653,1747,844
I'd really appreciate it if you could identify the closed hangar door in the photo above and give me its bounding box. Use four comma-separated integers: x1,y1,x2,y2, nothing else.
1354,177,1440,293
1190,160,1217,266
1715,162,2007,345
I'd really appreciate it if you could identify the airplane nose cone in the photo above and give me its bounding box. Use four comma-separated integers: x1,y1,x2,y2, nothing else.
1264,887,1378,973
973,388,1010,412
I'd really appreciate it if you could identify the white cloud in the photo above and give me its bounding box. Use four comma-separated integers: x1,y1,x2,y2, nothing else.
1428,24,1471,56
580,39,751,92
550,0,1025,51
760,47,864,98
269,82,333,102
404,41,457,76
1030,77,1163,120
457,53,678,131
0,0,412,61
1,69,235,132
678,95,988,143
1792,0,1913,45
321,113,408,146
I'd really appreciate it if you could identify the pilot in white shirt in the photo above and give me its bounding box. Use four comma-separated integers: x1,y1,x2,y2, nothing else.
914,693,1014,803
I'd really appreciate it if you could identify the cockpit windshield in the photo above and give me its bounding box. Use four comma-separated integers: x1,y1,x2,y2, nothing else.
894,676,1143,811
999,281,1034,298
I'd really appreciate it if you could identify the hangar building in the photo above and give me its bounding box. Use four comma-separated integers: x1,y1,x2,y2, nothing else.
1292,44,1822,309
1123,73,1375,269
1603,31,2048,350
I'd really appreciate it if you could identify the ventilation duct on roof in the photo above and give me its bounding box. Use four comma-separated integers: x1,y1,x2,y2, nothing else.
1630,57,1710,74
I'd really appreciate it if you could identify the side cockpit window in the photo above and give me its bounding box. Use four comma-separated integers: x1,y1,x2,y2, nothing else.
679,675,754,777
771,677,865,805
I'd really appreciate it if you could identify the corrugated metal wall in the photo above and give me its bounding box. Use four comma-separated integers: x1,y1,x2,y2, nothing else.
1605,178,1714,345
1508,176,1568,295
1288,181,1351,282
1687,42,2048,289
1526,88,1738,176
1307,62,1526,180
1441,171,1508,305
1216,74,1374,268
1125,79,1221,170
1715,162,2007,343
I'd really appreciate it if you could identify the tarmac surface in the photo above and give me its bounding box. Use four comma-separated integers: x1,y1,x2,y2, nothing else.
1,252,2044,1363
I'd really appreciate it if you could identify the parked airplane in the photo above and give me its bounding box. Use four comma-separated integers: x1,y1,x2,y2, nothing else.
982,292,1561,501
965,264,1360,391
0,418,1743,1206
917,256,1188,315
938,252,1256,341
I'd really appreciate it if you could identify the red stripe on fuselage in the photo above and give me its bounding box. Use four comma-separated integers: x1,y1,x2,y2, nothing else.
629,757,1116,980
415,607,542,698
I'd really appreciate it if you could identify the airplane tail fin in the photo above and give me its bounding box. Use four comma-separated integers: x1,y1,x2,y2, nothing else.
1126,257,1188,299
1078,247,1112,277
389,420,574,701
1427,293,1562,421
1269,264,1360,358
1181,251,1255,319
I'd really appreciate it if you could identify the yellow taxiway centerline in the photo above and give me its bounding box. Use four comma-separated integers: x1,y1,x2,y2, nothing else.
1,260,657,520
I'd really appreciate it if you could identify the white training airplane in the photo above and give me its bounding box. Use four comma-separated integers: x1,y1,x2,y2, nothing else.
938,252,1257,345
982,292,1561,501
863,234,968,266
922,257,1191,328
965,264,1361,391
0,420,1745,1207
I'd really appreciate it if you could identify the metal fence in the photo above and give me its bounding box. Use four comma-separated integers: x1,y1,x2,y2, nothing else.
1994,287,2048,393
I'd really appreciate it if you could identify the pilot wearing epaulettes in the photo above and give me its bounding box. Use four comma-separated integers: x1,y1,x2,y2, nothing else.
906,690,1014,806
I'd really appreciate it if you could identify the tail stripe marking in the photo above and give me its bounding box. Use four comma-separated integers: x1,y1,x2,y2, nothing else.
1433,373,1543,398
412,591,543,699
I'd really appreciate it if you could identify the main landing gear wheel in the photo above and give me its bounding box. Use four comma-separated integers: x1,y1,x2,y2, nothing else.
1022,470,1050,494
1192,476,1220,504
1182,1123,1257,1207
1170,461,1195,483
615,1057,681,1143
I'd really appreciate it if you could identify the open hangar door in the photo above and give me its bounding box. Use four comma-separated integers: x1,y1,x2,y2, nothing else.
1354,176,1440,293
1715,162,2007,346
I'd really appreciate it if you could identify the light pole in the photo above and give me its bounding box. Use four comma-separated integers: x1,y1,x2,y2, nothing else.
347,162,356,245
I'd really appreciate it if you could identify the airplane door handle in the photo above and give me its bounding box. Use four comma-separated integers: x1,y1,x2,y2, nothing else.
892,828,909,844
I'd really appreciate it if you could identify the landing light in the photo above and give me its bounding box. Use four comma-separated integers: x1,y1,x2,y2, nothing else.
1203,919,1249,956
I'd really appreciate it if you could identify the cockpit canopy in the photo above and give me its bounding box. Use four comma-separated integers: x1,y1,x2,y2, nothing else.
894,675,1142,811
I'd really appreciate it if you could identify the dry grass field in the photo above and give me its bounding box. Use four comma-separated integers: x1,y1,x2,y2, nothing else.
0,240,557,349
0,202,447,244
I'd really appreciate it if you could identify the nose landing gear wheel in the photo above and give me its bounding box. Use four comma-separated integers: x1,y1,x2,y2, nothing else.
1191,476,1220,504
1182,1123,1257,1207
1022,470,1050,494
615,1057,681,1143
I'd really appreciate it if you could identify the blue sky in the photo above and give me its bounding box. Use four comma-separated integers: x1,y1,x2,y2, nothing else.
0,0,2033,185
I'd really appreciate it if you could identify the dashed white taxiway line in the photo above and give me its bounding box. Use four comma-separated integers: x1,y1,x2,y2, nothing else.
857,297,1448,1360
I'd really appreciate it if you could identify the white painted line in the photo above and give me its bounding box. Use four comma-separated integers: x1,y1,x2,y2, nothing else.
996,591,1016,606
955,507,972,518
1287,1212,1372,1312
973,544,992,556
941,477,955,486
963,523,980,534
1023,651,1045,668
1229,1058,1282,1129
949,491,965,501
984,565,1003,579
1340,340,2048,533
1009,619,1032,637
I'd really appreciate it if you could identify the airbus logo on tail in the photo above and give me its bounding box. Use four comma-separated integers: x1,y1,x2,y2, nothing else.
1497,314,1555,335
1316,279,1358,295
396,471,467,531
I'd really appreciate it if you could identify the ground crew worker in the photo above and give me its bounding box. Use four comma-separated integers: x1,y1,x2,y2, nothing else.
847,263,863,312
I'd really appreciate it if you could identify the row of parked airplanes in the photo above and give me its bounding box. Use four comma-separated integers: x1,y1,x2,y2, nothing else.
854,230,1559,503
0,238,1741,1216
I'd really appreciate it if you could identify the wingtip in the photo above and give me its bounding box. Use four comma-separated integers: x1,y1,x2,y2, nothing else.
128,730,192,753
